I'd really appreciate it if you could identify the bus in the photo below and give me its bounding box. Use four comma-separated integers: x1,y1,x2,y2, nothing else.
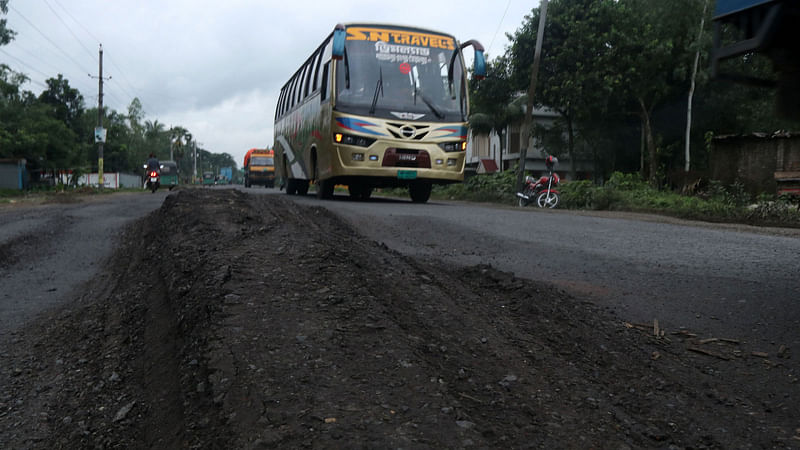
273,23,486,202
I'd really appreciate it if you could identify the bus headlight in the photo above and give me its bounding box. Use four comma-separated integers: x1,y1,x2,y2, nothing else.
334,133,375,148
438,141,466,152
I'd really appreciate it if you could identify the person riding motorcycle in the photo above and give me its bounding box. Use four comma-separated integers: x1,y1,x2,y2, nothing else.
145,153,160,174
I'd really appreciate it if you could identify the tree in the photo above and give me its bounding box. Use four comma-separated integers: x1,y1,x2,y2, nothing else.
607,0,704,185
509,0,618,179
39,74,85,134
1,0,15,46
469,56,521,162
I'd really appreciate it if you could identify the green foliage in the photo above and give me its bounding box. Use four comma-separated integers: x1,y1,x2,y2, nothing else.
1,63,232,188
432,170,518,202
559,180,611,210
605,172,648,191
1,0,15,46
475,0,787,183
707,180,751,207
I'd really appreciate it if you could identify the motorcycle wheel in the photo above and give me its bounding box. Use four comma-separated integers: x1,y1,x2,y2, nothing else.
518,189,533,207
536,191,559,208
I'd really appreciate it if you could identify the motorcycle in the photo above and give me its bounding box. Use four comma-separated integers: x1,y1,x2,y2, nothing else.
144,165,161,193
517,156,560,208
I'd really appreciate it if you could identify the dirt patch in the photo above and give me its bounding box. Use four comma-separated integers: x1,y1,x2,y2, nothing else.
1,189,798,448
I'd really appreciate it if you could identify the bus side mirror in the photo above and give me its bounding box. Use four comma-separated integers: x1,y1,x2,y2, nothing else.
332,24,346,60
473,49,486,80
448,40,486,96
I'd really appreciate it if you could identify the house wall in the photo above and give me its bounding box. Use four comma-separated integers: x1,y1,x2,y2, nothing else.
466,107,595,179
0,160,27,189
710,134,800,194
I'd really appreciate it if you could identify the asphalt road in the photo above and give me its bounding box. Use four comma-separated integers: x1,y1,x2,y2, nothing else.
0,192,167,340
248,186,800,354
2,185,798,358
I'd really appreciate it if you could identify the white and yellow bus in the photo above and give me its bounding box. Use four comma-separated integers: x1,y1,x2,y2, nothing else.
273,23,486,203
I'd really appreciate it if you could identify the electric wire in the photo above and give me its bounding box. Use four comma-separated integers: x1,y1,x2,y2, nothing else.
42,0,97,63
1,49,57,87
488,0,513,58
51,0,102,44
7,5,93,76
105,54,144,104
1,44,62,78
50,0,149,113
0,49,49,89
6,4,127,113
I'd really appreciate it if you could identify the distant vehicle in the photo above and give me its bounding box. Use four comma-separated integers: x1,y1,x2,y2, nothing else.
219,166,233,184
160,160,179,190
202,171,215,186
273,23,486,202
243,148,275,188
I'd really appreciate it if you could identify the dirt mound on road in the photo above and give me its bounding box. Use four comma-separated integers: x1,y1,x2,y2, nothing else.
1,189,798,448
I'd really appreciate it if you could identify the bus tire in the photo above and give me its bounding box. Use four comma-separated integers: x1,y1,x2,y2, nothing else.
316,178,334,199
297,180,309,196
409,182,432,203
286,179,298,195
348,183,372,200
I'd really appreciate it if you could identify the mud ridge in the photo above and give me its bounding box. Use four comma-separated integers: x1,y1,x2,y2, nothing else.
1,189,798,448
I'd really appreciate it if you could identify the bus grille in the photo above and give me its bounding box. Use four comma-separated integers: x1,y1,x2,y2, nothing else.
382,149,431,169
386,123,430,140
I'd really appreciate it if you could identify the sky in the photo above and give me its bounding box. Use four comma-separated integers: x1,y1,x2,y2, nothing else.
2,0,537,167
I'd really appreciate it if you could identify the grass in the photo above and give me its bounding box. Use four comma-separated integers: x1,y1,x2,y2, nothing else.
430,171,800,229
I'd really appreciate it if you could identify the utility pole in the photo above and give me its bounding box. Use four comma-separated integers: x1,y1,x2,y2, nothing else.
90,44,111,188
516,0,548,194
193,140,197,184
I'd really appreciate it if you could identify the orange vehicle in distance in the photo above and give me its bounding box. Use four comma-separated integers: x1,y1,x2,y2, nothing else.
243,148,275,188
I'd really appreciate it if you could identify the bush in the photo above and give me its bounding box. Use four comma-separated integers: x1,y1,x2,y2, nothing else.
559,180,613,210
707,180,751,207
606,172,648,191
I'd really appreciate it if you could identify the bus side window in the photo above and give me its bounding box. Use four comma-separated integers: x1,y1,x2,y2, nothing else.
298,64,309,101
312,50,323,92
320,61,330,102
290,75,299,108
277,88,286,118
304,52,317,97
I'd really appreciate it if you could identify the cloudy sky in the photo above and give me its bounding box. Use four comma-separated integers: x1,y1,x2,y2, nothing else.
2,0,536,167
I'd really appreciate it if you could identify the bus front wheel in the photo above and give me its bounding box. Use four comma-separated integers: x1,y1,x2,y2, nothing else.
286,179,298,195
409,182,431,203
316,179,334,199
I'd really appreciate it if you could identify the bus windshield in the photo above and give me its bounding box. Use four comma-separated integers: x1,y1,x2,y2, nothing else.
251,157,274,166
336,32,466,122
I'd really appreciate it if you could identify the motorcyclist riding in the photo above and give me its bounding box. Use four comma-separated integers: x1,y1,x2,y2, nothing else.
145,153,160,174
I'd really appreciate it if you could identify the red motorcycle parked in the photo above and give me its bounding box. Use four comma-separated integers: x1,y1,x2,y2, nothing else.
516,156,560,208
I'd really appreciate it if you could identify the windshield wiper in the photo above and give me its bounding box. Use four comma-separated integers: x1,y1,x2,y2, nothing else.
409,66,443,119
417,90,444,119
369,67,383,115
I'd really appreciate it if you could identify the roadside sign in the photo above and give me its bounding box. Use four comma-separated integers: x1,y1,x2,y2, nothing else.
94,127,107,143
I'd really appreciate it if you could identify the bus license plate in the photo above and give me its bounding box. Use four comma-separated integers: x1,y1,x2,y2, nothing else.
398,170,417,180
